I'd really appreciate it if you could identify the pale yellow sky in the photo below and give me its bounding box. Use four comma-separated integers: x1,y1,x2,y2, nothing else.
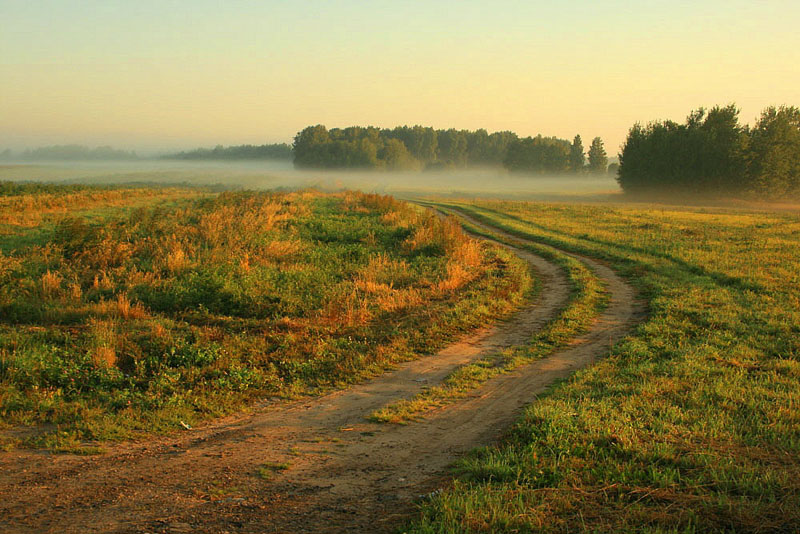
1,1,799,155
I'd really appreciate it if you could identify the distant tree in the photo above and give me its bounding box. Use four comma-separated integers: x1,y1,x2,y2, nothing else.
383,125,437,165
607,162,620,176
379,139,418,170
293,125,332,168
437,129,469,167
747,106,800,197
487,131,518,165
503,135,571,173
587,137,608,174
290,124,519,171
693,105,748,191
569,135,585,173
408,126,438,163
467,129,490,165
617,104,749,194
18,145,138,161
166,143,292,161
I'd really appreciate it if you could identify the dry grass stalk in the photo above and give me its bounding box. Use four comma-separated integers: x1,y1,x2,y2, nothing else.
89,318,118,368
40,270,62,298
438,262,474,292
92,346,117,368
115,293,147,320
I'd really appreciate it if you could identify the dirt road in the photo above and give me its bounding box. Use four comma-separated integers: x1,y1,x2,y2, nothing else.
0,211,643,533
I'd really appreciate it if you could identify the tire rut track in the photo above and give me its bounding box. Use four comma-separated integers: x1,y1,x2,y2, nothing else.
0,209,643,534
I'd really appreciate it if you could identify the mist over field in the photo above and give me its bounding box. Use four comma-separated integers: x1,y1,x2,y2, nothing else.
0,160,621,201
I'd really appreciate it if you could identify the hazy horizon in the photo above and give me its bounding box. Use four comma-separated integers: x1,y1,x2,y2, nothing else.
0,159,622,203
3,1,799,155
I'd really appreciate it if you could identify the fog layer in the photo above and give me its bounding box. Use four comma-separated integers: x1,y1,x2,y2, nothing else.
0,160,620,202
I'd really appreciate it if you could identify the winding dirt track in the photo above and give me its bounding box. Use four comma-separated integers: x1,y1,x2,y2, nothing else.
0,210,644,534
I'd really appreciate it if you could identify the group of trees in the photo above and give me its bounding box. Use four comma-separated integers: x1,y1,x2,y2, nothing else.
292,125,519,170
0,145,138,161
503,134,607,174
164,143,292,161
618,104,800,197
293,124,608,174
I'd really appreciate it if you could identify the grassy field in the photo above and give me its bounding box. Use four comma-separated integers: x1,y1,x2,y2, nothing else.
3,179,799,532
0,184,531,451
407,200,800,533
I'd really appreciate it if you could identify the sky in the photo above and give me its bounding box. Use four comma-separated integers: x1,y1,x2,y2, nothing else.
1,0,799,155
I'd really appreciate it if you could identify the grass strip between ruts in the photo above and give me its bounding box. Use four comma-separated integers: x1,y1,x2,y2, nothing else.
369,202,607,424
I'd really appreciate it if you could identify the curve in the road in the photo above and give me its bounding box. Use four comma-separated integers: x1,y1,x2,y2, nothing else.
0,207,644,534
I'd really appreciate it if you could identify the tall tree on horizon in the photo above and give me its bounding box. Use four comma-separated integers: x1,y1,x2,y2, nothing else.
747,105,800,197
569,134,585,173
587,137,608,174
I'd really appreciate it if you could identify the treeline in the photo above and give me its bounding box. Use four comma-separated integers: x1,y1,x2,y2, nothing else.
293,125,609,173
618,104,800,197
164,143,292,161
0,145,138,161
504,135,608,174
293,125,515,170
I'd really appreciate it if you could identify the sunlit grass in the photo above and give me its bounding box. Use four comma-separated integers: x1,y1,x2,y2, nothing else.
406,200,800,533
370,207,605,424
0,185,531,449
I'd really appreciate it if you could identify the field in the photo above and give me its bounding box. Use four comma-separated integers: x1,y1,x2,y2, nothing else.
0,183,529,451
0,179,799,533
409,199,800,533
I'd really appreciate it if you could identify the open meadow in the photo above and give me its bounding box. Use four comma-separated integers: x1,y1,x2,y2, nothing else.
0,177,798,533
408,199,800,533
0,182,529,451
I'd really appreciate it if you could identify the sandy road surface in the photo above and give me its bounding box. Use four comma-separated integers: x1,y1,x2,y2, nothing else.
0,211,643,534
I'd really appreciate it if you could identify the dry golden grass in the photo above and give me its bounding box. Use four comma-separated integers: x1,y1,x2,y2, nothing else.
124,267,159,287
405,220,437,251
260,239,304,260
451,239,483,268
437,262,474,292
150,322,169,340
67,282,82,300
404,215,467,254
0,188,202,227
380,209,415,228
92,272,114,291
92,346,117,369
164,246,190,274
0,251,20,278
319,289,373,328
115,293,147,320
375,288,423,313
79,235,134,270
40,270,62,298
88,318,118,368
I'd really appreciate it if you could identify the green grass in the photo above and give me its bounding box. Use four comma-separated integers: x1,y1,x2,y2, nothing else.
405,200,800,533
0,183,206,253
0,186,531,450
256,461,291,480
370,204,606,424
